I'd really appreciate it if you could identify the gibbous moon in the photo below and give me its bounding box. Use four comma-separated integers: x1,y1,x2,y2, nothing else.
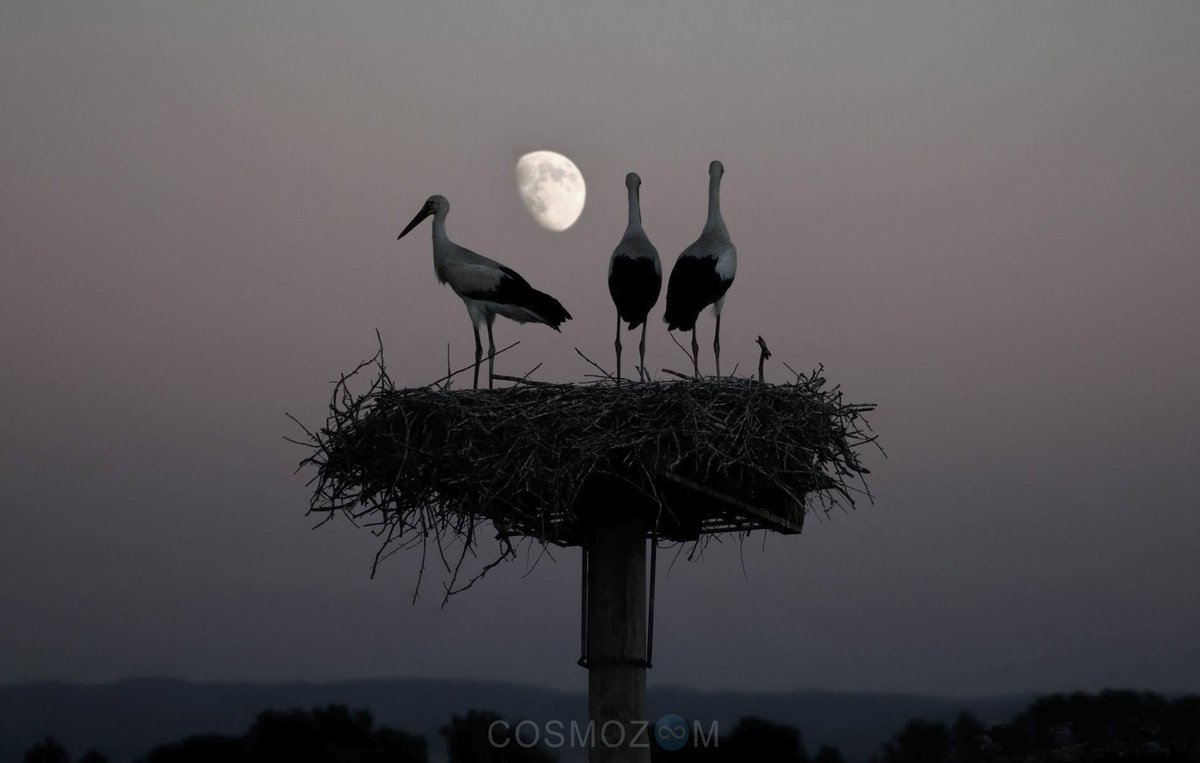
515,151,586,231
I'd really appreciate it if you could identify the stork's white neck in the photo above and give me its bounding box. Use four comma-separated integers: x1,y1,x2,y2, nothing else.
430,208,450,244
429,209,453,283
704,173,727,237
625,185,642,233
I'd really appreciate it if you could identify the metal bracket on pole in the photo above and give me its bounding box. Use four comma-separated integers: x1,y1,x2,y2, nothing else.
578,532,657,670
646,532,657,668
578,542,590,668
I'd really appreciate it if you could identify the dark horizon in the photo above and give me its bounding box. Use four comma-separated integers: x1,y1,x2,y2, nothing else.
5,678,1197,762
0,675,1040,762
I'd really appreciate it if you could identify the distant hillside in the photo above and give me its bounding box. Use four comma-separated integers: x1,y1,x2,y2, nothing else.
0,678,1028,762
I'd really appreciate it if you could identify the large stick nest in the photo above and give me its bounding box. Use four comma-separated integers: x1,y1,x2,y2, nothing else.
292,343,879,599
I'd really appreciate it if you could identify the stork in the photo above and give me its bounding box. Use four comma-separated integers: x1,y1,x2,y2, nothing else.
397,195,572,389
663,160,737,377
607,172,661,382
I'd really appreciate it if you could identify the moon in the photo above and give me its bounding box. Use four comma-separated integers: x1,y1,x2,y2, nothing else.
515,151,586,231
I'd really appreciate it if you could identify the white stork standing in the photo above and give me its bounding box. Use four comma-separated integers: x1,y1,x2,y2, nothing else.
607,172,661,382
397,195,572,389
663,160,737,377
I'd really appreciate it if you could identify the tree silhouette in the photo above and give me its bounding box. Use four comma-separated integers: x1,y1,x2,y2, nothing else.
139,733,247,763
721,717,808,762
76,751,111,763
249,704,425,763
870,690,1200,762
22,737,70,763
812,744,845,763
949,712,987,763
882,719,950,763
1000,690,1200,760
245,708,329,762
136,704,425,763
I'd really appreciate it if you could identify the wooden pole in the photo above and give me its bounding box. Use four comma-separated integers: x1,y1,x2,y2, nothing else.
585,513,649,763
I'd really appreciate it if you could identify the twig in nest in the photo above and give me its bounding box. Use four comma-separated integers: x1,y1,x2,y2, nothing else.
756,336,772,382
521,362,543,381
574,347,614,381
668,330,696,371
429,341,519,388
494,374,554,387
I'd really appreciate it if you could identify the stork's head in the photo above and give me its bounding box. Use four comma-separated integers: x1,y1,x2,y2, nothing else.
625,172,641,189
709,160,725,178
397,195,449,239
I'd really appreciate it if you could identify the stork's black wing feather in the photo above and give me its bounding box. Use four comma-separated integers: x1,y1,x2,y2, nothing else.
663,256,732,331
460,266,572,329
608,255,662,330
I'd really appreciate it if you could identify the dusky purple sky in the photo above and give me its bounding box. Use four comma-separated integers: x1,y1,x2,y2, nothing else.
2,1,1199,696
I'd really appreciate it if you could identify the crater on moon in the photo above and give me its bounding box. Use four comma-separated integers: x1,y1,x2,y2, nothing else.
515,151,586,231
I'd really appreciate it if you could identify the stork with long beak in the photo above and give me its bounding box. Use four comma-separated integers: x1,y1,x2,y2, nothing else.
663,161,737,377
607,172,661,382
398,195,572,389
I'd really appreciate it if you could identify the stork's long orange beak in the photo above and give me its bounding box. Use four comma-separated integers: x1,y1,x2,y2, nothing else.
398,205,433,239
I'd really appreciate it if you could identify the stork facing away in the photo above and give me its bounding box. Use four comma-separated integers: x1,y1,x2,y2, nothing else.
663,161,737,377
397,195,571,389
607,172,661,382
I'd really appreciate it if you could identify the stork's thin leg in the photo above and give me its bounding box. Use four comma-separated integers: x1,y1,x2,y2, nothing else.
638,322,647,382
691,328,700,378
614,314,622,384
486,316,496,390
714,312,722,377
472,322,482,390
